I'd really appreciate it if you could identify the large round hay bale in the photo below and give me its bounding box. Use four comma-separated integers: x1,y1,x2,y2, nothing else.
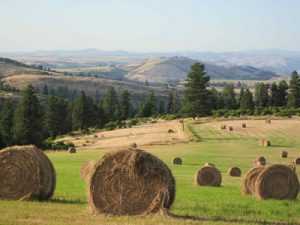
294,157,300,165
68,147,76,153
227,167,241,177
255,156,266,166
195,165,222,187
0,145,56,201
80,160,96,181
259,140,271,147
172,157,182,165
265,118,271,124
255,164,299,200
242,166,265,195
220,125,226,130
282,151,288,158
87,148,175,215
242,123,246,128
228,126,233,131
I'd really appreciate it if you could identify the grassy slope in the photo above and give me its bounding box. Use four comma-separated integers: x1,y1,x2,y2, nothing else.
1,119,300,225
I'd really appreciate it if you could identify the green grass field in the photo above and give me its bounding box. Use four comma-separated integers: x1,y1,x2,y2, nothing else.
1,119,300,225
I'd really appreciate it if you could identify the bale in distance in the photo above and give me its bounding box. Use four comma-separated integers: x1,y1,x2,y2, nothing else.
282,151,288,158
259,140,271,147
0,145,56,201
227,167,241,177
129,143,137,150
294,157,300,165
228,126,233,131
195,165,222,187
255,156,266,166
172,157,182,165
255,164,299,200
220,125,226,130
88,148,175,215
68,147,76,153
242,123,246,128
80,160,96,181
168,129,174,133
265,119,271,124
242,166,265,195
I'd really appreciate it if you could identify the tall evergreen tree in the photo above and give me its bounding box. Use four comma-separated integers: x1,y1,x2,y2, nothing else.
103,87,120,121
138,90,157,117
240,89,254,111
220,83,236,109
13,85,43,146
269,83,280,106
0,99,14,146
158,100,165,115
167,91,178,114
278,80,288,106
255,83,269,108
120,90,130,120
287,71,300,108
44,95,69,137
72,91,90,132
183,63,210,118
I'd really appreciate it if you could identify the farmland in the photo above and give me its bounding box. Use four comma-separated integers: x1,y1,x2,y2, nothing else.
1,118,300,225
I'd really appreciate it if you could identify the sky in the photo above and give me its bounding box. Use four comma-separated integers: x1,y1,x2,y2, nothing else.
0,0,299,52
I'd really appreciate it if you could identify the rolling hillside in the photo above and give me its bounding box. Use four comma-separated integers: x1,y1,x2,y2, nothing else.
125,56,277,83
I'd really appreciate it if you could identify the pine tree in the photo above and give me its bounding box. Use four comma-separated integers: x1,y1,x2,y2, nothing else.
220,83,236,110
287,71,300,108
138,90,157,117
13,85,43,146
240,89,254,111
208,88,220,110
269,83,280,106
44,95,69,137
255,83,269,108
120,90,130,120
167,91,178,114
183,63,210,118
278,80,288,106
72,91,90,132
158,100,165,115
103,87,120,121
0,99,14,146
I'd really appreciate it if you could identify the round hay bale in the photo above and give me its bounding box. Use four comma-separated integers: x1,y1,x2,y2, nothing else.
255,156,266,166
195,165,222,187
242,166,265,195
282,151,288,158
242,123,246,128
80,160,96,181
129,143,137,150
167,129,174,133
264,140,271,147
94,134,98,138
68,147,76,153
88,148,175,215
0,145,56,201
220,125,226,130
265,119,271,124
255,164,299,200
227,167,241,177
294,157,300,165
228,126,233,131
172,157,182,165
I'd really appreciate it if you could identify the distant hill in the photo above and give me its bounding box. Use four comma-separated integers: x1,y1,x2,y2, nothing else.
125,57,277,83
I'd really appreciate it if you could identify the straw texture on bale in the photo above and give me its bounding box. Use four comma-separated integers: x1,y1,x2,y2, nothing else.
88,148,175,215
255,156,266,166
281,151,288,158
255,164,299,200
242,166,265,195
172,157,182,165
294,157,300,165
228,126,233,131
227,167,241,177
0,145,56,201
68,147,76,153
220,125,226,130
80,160,96,181
242,123,246,128
195,165,222,187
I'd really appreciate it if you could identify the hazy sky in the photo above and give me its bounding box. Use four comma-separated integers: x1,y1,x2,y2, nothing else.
0,0,299,52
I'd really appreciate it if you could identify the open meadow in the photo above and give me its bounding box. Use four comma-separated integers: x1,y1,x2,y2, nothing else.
1,118,300,225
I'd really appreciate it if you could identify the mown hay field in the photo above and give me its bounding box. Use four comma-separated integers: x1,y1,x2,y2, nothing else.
1,118,300,225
